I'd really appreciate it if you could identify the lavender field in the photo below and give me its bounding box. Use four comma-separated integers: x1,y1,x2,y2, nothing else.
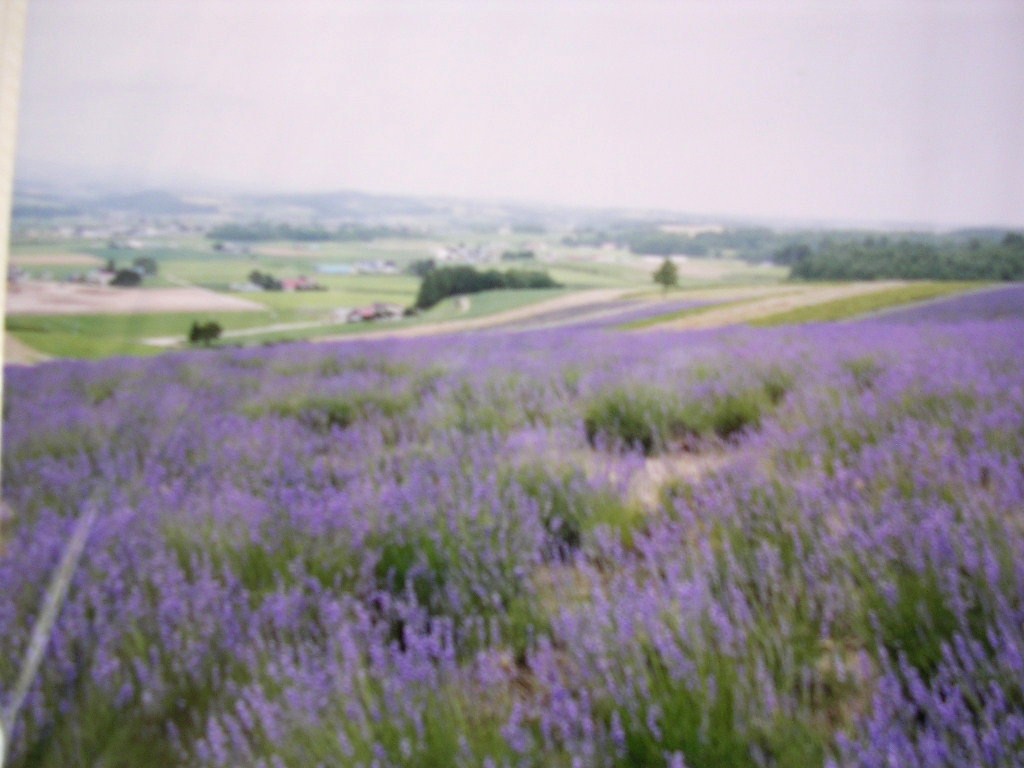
2,297,1024,767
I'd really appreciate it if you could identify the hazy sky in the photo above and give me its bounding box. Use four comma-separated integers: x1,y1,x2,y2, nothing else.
14,0,1024,226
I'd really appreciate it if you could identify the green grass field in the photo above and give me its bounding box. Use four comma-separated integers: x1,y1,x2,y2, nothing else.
749,282,984,326
545,261,651,288
5,234,795,360
5,311,279,359
4,286,572,358
215,289,570,346
617,296,756,329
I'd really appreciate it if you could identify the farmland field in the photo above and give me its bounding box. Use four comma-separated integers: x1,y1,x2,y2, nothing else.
6,229,802,360
2,286,1024,767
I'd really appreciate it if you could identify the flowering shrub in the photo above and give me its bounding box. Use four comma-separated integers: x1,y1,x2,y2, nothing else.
2,312,1023,766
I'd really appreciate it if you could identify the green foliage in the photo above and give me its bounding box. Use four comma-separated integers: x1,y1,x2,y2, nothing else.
504,462,642,551
653,257,679,292
165,522,357,597
583,387,673,455
606,626,830,768
865,567,961,679
271,684,517,768
188,320,222,346
751,283,980,326
788,235,1024,281
206,221,412,242
584,371,791,455
110,268,142,287
565,225,780,261
248,269,282,290
243,390,413,434
415,266,561,310
842,355,884,391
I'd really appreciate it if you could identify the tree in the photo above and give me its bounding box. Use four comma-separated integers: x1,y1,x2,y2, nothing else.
248,270,282,291
188,321,222,346
110,269,142,287
653,257,679,293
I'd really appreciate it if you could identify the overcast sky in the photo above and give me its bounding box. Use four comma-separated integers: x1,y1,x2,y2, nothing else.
14,0,1024,227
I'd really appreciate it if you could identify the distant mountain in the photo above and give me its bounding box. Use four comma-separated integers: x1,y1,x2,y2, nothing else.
11,201,82,218
11,187,220,220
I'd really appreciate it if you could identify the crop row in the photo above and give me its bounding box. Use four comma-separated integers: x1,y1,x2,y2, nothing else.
2,315,1023,767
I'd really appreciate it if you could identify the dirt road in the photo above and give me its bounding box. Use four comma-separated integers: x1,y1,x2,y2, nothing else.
315,289,631,343
638,282,906,331
3,333,51,366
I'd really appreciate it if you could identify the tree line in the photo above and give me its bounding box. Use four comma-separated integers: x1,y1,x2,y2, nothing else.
563,226,779,261
415,266,561,310
782,233,1024,281
207,222,414,243
561,223,1023,269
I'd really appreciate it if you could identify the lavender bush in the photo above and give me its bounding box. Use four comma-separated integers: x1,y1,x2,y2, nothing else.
2,312,1023,766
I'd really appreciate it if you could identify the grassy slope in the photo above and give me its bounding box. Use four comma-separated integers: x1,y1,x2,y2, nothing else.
5,236,788,359
5,312,276,359
749,282,984,326
5,288,570,358
617,297,753,329
219,289,570,346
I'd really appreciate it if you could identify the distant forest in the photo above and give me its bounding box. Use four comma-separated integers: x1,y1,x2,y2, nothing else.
565,224,1024,280
206,222,414,242
564,226,781,262
780,233,1024,281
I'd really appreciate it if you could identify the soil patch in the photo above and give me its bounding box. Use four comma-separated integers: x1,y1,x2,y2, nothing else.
6,281,267,316
3,333,51,366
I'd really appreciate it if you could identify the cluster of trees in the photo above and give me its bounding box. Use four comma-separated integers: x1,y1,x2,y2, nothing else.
109,270,141,287
784,233,1024,281
103,257,157,287
415,266,561,310
563,223,1024,275
207,222,413,243
248,270,283,291
188,321,222,346
626,227,780,260
563,226,779,262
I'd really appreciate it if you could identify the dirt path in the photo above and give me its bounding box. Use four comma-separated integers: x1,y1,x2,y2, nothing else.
638,282,906,331
3,333,51,366
315,289,631,343
145,319,333,347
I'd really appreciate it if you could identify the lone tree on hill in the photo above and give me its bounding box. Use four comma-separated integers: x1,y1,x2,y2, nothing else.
188,321,222,346
653,257,679,293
